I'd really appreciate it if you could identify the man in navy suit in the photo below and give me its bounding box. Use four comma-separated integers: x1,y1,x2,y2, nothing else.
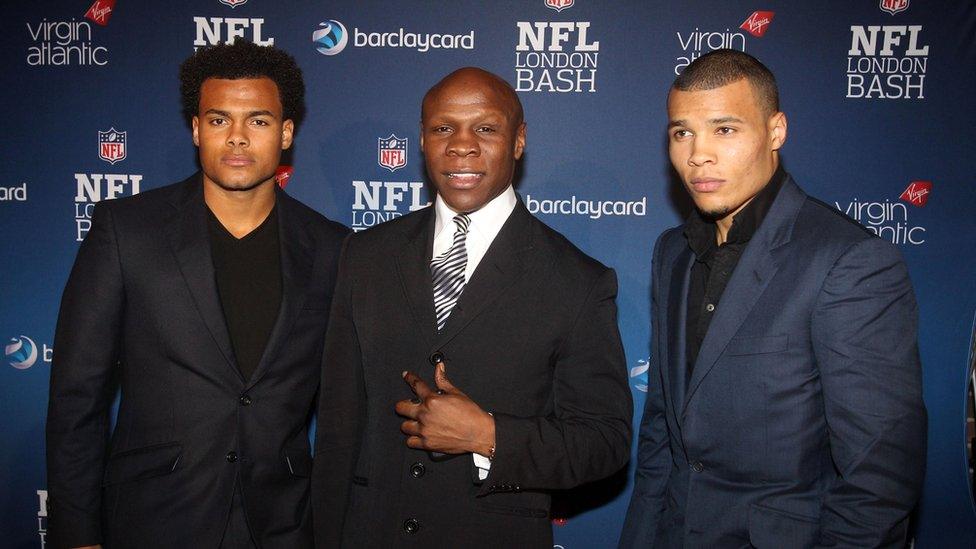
619,49,926,548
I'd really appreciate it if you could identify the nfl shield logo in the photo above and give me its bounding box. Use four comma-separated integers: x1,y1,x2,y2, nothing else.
880,0,909,15
545,0,574,12
378,134,408,172
218,0,249,8
98,128,127,164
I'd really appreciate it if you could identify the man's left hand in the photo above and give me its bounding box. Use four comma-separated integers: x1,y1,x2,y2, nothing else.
395,361,495,456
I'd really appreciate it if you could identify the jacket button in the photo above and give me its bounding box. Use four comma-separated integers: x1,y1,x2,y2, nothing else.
691,461,704,473
239,394,252,406
403,518,420,534
410,462,426,478
428,351,444,365
226,451,238,463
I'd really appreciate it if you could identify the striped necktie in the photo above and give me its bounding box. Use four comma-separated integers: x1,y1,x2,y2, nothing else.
431,213,471,330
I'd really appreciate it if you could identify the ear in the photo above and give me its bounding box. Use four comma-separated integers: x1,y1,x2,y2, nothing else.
513,122,526,160
418,121,425,153
768,111,787,152
191,116,200,147
281,119,294,150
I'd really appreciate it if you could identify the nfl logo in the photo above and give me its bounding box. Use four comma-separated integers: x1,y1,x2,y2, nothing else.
880,0,909,15
378,134,408,172
545,0,574,12
98,128,127,164
219,0,249,7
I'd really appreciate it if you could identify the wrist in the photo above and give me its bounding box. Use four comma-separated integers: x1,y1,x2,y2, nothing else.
480,411,496,459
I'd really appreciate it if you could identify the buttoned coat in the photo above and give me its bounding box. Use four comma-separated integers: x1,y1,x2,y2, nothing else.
312,201,632,548
619,176,926,548
46,174,348,548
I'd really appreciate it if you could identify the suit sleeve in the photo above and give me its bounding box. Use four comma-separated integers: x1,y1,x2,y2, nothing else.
312,235,366,549
46,202,124,548
618,233,673,548
477,267,633,494
812,237,926,548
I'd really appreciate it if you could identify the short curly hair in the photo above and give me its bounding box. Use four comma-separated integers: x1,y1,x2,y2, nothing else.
179,40,305,125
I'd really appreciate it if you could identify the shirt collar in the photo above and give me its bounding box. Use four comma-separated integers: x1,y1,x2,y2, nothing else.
684,164,786,257
433,185,517,245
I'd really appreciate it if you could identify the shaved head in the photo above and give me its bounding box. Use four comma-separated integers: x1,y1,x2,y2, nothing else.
419,66,526,213
422,67,523,126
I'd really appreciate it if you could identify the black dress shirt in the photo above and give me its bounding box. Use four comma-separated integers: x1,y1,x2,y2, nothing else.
208,205,282,381
684,166,785,382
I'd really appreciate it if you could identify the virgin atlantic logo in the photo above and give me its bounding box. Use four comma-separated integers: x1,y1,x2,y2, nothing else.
740,11,774,38
85,0,115,26
899,181,931,207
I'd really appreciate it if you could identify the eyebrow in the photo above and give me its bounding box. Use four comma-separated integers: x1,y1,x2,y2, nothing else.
667,116,744,128
203,109,277,118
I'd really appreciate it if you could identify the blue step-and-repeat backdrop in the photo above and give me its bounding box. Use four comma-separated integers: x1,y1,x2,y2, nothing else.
2,1,975,547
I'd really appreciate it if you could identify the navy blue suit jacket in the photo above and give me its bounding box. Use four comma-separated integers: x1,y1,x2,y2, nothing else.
620,176,926,548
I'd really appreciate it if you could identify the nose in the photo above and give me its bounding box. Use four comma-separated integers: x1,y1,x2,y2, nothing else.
227,122,249,148
446,128,480,157
687,136,715,167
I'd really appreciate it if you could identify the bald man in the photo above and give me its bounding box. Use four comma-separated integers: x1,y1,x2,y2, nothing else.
311,67,632,548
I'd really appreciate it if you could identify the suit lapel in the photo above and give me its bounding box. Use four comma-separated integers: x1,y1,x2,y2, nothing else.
434,203,533,348
246,190,314,389
395,207,438,346
681,178,805,414
165,175,241,382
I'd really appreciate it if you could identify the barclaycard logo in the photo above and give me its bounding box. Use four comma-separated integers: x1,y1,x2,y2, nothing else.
313,20,347,56
630,358,650,392
6,336,38,370
314,19,474,55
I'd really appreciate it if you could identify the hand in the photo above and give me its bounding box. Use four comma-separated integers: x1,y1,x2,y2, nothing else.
395,361,495,455
72,546,103,549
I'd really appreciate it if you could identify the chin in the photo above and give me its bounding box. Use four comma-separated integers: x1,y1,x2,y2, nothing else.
700,207,731,219
693,200,731,220
211,174,272,192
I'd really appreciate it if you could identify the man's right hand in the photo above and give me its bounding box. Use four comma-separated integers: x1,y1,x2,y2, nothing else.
72,545,102,549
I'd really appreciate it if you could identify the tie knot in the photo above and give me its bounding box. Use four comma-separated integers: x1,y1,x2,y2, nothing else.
452,213,471,235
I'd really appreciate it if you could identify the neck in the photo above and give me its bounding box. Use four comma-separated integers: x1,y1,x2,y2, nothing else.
204,179,277,238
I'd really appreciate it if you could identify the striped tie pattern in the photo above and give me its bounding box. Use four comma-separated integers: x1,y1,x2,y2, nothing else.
431,213,471,330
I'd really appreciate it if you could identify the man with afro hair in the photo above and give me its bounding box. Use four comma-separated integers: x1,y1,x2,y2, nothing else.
46,40,348,549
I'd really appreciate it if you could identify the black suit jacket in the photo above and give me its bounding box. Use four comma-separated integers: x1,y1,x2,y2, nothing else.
46,174,349,548
620,177,926,548
312,201,632,548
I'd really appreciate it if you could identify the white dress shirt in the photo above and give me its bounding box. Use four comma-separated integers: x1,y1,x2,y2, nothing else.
430,185,517,479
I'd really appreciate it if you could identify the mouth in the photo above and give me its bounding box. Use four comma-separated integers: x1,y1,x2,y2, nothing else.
443,172,485,188
222,155,255,167
690,177,724,193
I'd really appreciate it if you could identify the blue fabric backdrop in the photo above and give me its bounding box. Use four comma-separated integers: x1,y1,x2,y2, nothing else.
2,1,974,546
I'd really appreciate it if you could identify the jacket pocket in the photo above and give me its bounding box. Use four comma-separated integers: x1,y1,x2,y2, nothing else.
726,334,789,356
102,441,183,486
747,503,819,549
475,502,548,519
284,447,312,477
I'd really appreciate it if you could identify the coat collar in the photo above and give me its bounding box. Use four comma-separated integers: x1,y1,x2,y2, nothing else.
165,173,315,387
394,200,535,350
681,175,806,414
